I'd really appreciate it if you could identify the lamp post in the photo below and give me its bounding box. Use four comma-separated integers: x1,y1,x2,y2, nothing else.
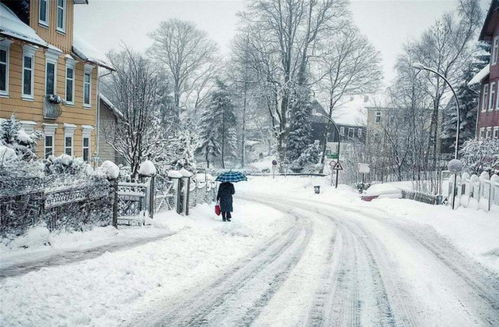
412,63,461,209
321,115,341,188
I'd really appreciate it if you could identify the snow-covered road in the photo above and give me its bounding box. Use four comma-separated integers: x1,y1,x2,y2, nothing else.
1,177,498,327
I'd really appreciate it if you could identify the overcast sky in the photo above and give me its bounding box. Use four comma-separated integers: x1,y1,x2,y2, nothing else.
74,0,490,86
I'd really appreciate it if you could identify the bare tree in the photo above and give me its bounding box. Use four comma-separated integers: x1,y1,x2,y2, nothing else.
105,48,164,179
239,0,347,169
148,19,218,122
315,24,382,172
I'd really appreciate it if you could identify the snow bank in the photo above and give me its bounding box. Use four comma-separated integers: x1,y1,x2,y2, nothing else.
179,168,193,177
138,160,157,176
363,183,402,198
168,170,182,178
98,161,119,180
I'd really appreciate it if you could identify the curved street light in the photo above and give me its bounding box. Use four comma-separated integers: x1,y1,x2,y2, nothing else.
320,115,341,188
412,63,461,209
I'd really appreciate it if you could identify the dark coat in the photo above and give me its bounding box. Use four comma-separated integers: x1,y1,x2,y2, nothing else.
217,182,235,212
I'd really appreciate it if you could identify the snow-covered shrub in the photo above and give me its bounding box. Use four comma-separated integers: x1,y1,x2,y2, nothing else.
44,155,92,177
98,160,120,180
461,139,499,174
0,115,41,161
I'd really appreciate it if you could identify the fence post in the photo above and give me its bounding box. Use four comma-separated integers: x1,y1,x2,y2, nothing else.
112,179,118,228
184,176,191,216
149,175,155,219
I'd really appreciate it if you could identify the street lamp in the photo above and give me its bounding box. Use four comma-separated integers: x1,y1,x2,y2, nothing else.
321,115,341,188
412,63,461,209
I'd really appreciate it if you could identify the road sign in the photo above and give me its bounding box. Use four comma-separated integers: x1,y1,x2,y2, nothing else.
329,160,336,167
332,161,343,170
327,153,339,159
272,160,278,166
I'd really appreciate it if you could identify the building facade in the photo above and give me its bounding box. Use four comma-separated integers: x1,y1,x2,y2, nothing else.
475,0,499,140
0,0,110,162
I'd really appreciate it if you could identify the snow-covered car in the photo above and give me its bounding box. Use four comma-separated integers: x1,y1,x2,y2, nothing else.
361,183,403,201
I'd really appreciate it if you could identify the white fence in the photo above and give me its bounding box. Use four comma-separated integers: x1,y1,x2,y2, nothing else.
447,172,499,211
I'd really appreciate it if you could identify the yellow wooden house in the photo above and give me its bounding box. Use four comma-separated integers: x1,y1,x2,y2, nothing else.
0,0,112,162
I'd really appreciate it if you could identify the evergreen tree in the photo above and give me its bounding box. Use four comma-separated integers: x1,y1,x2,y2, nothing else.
287,86,313,163
442,42,490,153
196,80,237,168
0,115,40,161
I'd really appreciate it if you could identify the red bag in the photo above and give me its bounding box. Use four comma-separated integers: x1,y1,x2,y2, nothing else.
215,204,221,216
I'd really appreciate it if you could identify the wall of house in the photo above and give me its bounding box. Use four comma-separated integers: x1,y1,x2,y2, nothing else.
98,101,118,163
0,39,98,159
29,0,74,53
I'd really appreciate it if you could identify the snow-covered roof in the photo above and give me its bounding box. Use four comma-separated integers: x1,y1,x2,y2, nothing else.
99,94,124,119
468,65,490,86
73,36,114,71
331,95,369,126
0,3,48,47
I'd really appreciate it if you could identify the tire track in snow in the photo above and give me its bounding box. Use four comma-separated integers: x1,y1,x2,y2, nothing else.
141,210,312,327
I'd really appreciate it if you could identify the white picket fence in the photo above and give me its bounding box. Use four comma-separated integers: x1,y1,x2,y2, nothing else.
447,172,499,211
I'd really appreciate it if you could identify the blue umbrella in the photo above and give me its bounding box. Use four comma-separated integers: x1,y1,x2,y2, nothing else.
216,171,248,183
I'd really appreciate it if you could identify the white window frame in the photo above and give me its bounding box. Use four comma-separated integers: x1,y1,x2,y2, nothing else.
81,125,93,162
482,84,489,112
490,82,496,111
56,0,66,33
339,126,345,137
39,0,49,27
43,123,57,159
348,127,354,138
22,45,37,100
0,40,12,97
64,123,76,156
83,64,93,108
486,127,492,139
65,58,75,104
45,49,60,96
479,127,485,139
357,128,362,138
375,111,381,123
493,127,499,139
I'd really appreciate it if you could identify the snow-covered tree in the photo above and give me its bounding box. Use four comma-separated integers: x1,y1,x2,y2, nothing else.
291,141,321,172
0,115,40,161
441,42,490,153
461,139,499,174
287,87,313,163
196,80,237,168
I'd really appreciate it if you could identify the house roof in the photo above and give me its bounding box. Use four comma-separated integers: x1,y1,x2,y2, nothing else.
331,95,369,127
73,0,89,4
479,0,499,41
468,65,490,86
100,94,124,119
0,3,48,47
72,36,114,71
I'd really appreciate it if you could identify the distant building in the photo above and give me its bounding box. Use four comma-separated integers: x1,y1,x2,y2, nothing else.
471,0,499,140
310,96,367,158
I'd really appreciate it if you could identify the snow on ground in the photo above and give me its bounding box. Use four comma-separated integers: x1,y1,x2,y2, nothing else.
239,176,499,272
0,200,290,327
246,156,275,172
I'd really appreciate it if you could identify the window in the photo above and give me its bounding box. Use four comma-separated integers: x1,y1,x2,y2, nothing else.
22,46,36,99
482,84,489,111
0,40,11,96
46,62,55,95
494,37,499,65
340,127,345,136
357,128,362,138
64,124,76,156
480,128,486,139
64,136,73,155
348,128,354,138
82,137,90,161
83,68,92,106
65,60,75,103
494,127,499,139
44,135,54,158
39,0,49,26
57,0,66,32
375,111,381,123
486,127,492,139
490,82,496,111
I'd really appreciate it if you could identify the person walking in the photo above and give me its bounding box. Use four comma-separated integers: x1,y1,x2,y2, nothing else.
217,181,235,222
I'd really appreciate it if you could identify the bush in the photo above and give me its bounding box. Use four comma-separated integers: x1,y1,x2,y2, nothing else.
461,139,499,174
0,115,41,161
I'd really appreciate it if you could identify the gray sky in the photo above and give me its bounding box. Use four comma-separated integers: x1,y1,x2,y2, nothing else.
74,0,490,85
